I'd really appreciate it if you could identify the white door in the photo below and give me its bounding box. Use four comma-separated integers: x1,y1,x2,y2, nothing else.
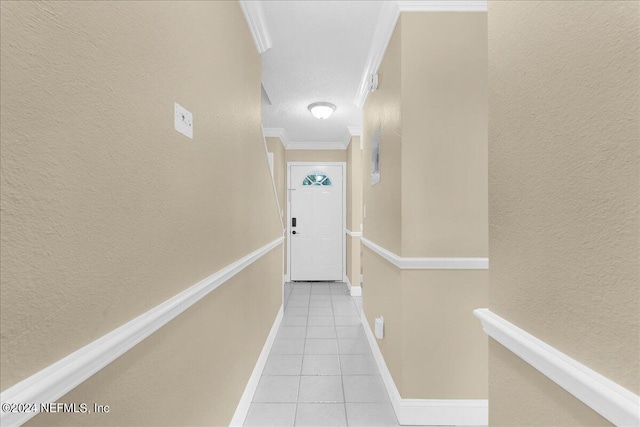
289,164,344,281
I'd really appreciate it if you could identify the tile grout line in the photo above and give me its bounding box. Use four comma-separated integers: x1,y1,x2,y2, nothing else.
333,283,350,427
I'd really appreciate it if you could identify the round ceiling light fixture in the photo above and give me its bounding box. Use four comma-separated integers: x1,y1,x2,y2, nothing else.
308,102,336,120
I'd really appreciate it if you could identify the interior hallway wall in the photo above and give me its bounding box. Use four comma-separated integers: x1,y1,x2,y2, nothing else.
0,2,283,425
346,136,363,288
362,12,488,399
266,137,287,275
488,1,639,425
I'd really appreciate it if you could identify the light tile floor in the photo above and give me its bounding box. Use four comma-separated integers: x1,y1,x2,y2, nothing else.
244,282,400,427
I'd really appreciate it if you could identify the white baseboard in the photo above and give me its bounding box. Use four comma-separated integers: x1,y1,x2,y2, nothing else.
284,274,290,283
360,311,488,426
350,286,362,297
475,309,640,427
346,275,352,290
0,237,284,427
229,305,283,426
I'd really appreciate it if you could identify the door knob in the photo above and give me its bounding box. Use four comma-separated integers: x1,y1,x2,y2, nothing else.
292,230,297,234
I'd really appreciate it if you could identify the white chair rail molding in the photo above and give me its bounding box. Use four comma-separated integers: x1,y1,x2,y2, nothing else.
474,309,640,427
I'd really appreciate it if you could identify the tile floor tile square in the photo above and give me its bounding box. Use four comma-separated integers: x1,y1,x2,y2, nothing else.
263,354,303,376
337,339,371,355
295,403,347,427
304,339,339,355
252,376,300,403
342,375,388,402
336,325,366,339
309,300,332,308
306,326,337,339
284,307,308,316
277,326,306,339
309,307,333,316
310,294,332,300
271,339,305,355
281,316,307,326
307,316,334,326
334,316,362,326
333,306,359,316
298,376,344,403
340,354,378,375
345,402,398,426
302,354,341,375
286,299,310,308
244,403,296,427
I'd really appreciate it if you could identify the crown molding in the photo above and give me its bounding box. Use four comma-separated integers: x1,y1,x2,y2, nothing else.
347,126,362,136
287,141,347,150
354,1,399,109
397,1,487,12
262,127,288,149
239,1,272,54
475,309,640,427
354,0,487,109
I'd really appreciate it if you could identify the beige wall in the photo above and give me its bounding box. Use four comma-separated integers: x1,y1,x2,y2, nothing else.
362,19,403,255
266,137,286,222
362,13,488,399
401,13,488,258
0,2,282,425
346,136,363,286
266,137,286,274
488,0,639,424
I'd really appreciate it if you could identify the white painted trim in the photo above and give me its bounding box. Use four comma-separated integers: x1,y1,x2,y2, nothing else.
350,286,362,297
230,305,284,426
0,238,284,427
397,1,487,12
361,312,487,425
354,0,487,108
474,309,640,427
346,229,363,238
284,274,290,283
287,162,347,282
354,0,400,109
347,126,362,136
262,127,288,149
239,1,272,54
361,237,488,270
287,141,347,150
346,275,352,290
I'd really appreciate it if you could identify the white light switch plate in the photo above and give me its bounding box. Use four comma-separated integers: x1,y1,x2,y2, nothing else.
174,102,193,139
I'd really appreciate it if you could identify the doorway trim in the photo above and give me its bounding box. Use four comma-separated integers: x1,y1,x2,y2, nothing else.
287,162,347,283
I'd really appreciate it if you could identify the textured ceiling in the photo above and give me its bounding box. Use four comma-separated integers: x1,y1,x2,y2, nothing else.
261,1,383,145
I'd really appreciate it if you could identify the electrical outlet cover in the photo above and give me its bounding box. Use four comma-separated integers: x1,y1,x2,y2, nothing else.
174,102,193,139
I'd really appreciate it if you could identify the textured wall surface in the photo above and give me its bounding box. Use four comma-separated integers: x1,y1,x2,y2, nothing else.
489,340,611,426
346,136,362,286
402,270,487,399
361,13,488,399
1,1,283,425
488,0,640,423
401,13,488,258
362,19,403,255
266,137,286,273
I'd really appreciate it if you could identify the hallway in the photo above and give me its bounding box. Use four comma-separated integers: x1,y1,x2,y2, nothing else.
244,282,399,427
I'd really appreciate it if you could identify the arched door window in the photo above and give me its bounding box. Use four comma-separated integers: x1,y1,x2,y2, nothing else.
302,172,332,186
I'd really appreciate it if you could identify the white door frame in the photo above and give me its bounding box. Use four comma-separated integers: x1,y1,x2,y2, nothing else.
287,162,347,282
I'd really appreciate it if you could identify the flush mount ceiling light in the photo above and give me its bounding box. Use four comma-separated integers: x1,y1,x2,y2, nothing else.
308,102,336,120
